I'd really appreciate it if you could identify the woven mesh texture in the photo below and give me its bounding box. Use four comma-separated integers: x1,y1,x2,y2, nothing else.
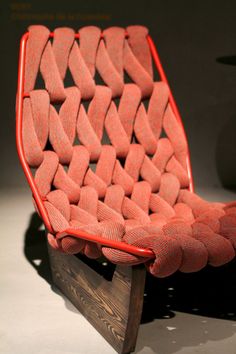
22,25,236,277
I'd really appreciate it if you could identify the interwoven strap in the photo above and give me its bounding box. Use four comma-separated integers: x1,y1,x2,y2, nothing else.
22,25,236,278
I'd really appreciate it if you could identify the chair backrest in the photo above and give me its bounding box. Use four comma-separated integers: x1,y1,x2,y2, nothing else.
18,25,194,276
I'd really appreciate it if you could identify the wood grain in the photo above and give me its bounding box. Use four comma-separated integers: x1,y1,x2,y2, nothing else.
47,242,146,354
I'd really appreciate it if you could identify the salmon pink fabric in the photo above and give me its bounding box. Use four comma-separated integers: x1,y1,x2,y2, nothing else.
22,25,236,278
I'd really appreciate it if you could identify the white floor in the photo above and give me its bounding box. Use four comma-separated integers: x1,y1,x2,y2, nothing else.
1,187,236,354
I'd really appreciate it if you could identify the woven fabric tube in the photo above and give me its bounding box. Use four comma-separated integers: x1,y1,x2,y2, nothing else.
22,25,236,278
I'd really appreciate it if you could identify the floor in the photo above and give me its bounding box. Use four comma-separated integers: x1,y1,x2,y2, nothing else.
1,187,236,354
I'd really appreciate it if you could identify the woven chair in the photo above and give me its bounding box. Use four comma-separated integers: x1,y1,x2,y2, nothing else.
16,25,236,354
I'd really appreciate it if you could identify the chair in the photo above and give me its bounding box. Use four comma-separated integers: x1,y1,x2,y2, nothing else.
16,25,236,354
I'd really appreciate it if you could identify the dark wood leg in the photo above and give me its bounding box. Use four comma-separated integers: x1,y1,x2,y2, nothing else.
47,242,146,354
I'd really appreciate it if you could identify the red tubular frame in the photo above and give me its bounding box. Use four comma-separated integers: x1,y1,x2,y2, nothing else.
16,32,194,260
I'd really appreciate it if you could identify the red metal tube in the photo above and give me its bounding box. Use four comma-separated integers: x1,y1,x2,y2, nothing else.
147,36,194,192
16,32,53,232
16,31,194,259
57,228,154,258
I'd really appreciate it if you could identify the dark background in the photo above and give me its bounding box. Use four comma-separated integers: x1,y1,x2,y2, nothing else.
1,0,236,189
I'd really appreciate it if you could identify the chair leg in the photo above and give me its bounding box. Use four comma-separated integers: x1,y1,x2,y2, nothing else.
47,241,146,354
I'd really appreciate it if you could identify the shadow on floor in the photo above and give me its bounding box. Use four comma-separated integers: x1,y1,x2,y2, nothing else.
24,212,51,283
138,247,236,353
24,212,236,353
23,212,78,313
142,260,236,323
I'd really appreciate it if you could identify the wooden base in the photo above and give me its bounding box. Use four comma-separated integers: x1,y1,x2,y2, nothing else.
47,243,146,354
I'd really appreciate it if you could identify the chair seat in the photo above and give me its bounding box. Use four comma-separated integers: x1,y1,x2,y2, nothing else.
46,185,236,277
19,25,236,278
